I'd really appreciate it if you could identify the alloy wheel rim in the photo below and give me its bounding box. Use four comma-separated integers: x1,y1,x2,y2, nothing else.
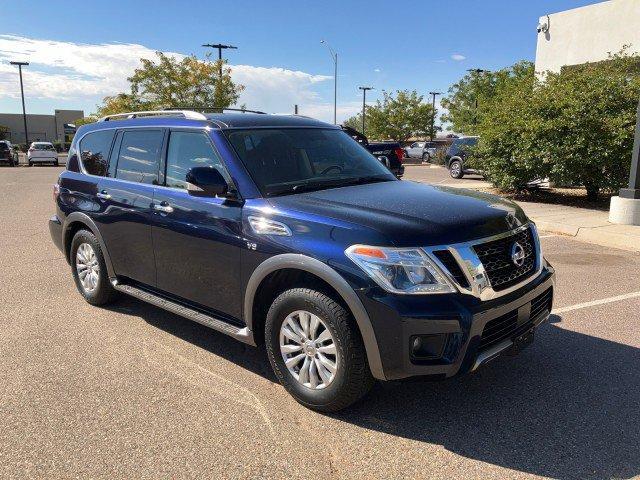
279,310,338,390
451,162,461,176
76,243,99,293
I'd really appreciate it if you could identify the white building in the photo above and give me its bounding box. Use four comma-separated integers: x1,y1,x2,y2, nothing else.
535,0,640,73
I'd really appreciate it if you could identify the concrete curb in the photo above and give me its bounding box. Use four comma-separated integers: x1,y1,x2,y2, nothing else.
530,217,640,253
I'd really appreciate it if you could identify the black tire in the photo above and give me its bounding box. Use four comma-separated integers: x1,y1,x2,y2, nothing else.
265,288,374,412
70,229,118,306
449,160,464,179
28,161,33,167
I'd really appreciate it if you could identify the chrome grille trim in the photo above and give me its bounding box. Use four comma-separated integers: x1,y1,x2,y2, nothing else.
423,223,543,301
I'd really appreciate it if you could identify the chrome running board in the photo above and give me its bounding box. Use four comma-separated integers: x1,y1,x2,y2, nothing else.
112,281,255,345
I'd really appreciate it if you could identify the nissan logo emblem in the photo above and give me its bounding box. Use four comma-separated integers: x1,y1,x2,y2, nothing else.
511,242,526,267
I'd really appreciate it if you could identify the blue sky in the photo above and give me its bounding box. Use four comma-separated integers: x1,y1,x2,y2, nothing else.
0,0,599,122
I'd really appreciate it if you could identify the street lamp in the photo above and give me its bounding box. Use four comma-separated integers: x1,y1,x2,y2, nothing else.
429,91,441,141
202,43,238,78
9,61,29,146
467,68,488,130
358,86,374,136
321,40,338,125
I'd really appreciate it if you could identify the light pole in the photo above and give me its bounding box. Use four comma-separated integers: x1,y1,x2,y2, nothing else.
358,86,373,136
321,40,338,125
9,61,29,145
467,68,488,130
429,91,441,141
202,43,238,78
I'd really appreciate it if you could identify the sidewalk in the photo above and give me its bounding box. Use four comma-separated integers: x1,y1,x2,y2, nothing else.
518,202,640,253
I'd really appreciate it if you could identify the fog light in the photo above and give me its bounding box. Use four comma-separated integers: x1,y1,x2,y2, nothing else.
410,334,447,360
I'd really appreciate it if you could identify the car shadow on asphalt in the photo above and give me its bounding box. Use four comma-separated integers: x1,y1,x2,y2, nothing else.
104,297,278,383
334,314,639,479
104,299,638,479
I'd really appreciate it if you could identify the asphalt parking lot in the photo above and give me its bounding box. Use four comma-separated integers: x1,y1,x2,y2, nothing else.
1,165,639,479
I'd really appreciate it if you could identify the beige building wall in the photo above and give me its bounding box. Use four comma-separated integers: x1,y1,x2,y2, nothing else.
535,0,640,73
0,110,83,143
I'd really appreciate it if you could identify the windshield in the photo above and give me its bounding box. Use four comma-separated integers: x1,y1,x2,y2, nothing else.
32,143,54,150
225,128,396,196
0,143,9,151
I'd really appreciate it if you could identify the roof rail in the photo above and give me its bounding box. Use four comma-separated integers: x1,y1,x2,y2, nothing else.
165,106,267,115
98,110,208,122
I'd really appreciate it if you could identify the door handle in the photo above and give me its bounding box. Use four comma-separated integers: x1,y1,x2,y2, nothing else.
96,190,111,200
153,202,174,214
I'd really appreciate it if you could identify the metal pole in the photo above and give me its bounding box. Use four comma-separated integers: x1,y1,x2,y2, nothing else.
10,61,29,146
294,104,298,115
334,53,338,125
358,86,373,136
202,43,237,79
321,40,338,124
429,91,441,141
620,98,640,199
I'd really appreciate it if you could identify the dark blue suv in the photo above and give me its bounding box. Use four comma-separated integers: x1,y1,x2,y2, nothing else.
49,110,555,412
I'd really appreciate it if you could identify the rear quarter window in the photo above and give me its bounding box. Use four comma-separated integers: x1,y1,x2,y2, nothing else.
79,130,116,176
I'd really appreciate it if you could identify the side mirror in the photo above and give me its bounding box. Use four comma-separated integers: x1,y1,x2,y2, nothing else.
185,167,229,198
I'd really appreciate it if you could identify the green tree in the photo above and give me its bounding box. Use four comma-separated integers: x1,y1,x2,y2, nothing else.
442,62,533,135
360,90,434,142
471,51,640,200
94,51,244,117
343,112,368,134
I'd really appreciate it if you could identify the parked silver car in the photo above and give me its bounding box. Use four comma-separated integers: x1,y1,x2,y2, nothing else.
404,141,437,161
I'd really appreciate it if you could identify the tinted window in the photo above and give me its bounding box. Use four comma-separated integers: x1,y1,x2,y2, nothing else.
226,128,395,196
0,143,8,151
79,130,115,176
165,131,228,189
115,130,164,184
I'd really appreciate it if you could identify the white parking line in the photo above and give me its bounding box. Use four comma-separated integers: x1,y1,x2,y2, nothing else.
554,291,640,314
538,234,557,238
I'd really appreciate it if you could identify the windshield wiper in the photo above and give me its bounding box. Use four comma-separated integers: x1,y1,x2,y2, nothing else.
265,175,393,197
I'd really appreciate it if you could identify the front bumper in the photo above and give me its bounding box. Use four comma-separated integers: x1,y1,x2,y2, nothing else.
357,264,555,380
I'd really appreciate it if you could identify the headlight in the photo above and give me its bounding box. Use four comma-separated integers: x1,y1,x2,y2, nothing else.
345,245,456,294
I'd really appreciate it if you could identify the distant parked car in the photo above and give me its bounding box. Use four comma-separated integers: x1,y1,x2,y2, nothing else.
0,140,17,167
340,125,404,178
445,137,479,179
28,142,58,166
405,141,437,161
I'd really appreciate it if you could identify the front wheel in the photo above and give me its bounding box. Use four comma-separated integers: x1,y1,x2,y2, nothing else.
449,160,464,179
265,288,374,412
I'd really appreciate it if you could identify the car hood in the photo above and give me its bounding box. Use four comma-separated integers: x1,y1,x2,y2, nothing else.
268,180,528,247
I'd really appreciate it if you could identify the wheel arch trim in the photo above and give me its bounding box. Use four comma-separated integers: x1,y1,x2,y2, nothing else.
62,212,116,278
243,254,386,380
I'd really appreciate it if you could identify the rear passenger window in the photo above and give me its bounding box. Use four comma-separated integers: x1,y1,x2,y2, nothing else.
115,130,164,184
165,131,229,189
79,130,115,176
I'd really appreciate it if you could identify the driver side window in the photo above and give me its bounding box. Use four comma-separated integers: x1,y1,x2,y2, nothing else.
165,131,229,189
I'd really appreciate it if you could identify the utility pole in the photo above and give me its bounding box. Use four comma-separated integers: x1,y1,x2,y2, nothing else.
429,91,441,141
202,43,238,78
9,61,29,145
294,104,298,115
467,68,487,130
358,86,374,136
321,40,338,125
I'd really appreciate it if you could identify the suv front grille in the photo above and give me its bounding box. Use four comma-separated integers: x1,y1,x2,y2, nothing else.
473,227,536,291
432,250,470,288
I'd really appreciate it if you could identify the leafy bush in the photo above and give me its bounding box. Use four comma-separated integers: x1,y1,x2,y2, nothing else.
462,51,640,199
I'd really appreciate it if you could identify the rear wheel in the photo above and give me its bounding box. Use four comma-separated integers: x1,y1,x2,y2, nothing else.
70,230,118,306
449,160,464,179
422,152,429,162
265,288,374,412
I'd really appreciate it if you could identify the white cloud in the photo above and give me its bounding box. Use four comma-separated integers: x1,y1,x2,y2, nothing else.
374,68,381,73
451,54,466,61
0,35,345,122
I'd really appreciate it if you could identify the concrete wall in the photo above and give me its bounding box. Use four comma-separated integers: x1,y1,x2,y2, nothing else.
0,110,83,143
535,0,640,73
